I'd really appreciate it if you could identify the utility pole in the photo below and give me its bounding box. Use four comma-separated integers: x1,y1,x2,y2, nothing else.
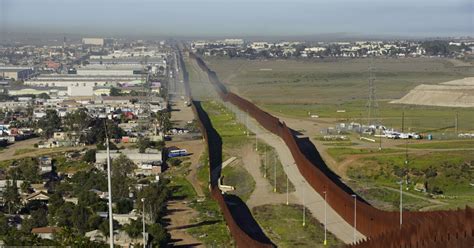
352,194,357,244
142,198,146,248
323,191,327,246
105,132,114,248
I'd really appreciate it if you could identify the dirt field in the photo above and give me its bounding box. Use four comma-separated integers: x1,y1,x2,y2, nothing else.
206,57,474,105
392,77,474,107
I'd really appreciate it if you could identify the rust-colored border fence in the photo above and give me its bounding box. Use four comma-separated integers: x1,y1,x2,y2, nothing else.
188,52,474,248
179,49,274,248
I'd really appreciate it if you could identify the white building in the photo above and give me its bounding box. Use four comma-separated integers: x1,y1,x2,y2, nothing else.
82,38,104,46
67,85,94,96
76,69,135,76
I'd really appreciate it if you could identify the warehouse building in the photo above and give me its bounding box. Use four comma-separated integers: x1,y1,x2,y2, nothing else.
0,67,34,80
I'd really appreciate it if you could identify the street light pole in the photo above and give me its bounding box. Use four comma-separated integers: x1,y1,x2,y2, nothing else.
323,191,327,246
141,198,146,248
286,165,289,205
302,181,306,227
255,131,258,151
264,148,267,178
273,156,277,193
352,194,357,244
106,135,114,248
399,181,403,228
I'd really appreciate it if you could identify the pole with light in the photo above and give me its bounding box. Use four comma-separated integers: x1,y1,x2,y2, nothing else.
302,180,306,227
286,165,289,205
141,198,146,248
323,191,327,246
399,180,403,228
352,194,357,244
105,122,114,248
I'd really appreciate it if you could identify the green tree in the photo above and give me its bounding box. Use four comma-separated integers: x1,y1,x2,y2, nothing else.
123,219,142,239
37,109,61,138
116,198,133,214
37,93,50,99
111,155,135,200
20,180,32,194
83,149,96,163
72,204,90,234
99,219,119,237
148,223,170,247
63,108,91,132
110,87,122,96
51,202,75,227
0,213,10,236
3,179,21,214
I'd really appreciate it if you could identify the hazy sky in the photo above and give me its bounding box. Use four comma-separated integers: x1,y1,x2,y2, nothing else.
1,0,472,37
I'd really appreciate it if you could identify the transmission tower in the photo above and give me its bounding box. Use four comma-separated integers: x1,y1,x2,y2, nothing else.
366,56,378,127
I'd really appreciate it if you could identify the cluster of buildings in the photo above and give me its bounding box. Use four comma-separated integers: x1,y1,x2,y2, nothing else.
192,38,474,59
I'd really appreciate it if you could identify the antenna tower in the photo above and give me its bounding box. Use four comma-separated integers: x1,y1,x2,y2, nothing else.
366,56,378,126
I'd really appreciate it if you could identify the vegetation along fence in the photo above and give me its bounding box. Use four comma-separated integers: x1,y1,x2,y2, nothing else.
188,51,474,248
179,49,274,248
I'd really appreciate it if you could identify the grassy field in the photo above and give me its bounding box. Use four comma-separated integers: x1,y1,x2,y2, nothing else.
13,148,36,156
185,151,234,246
349,184,433,211
346,150,474,205
252,204,342,248
399,140,474,149
257,142,295,193
205,57,474,132
222,163,255,201
326,147,400,162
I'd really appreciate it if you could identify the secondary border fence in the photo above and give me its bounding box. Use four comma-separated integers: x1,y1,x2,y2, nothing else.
178,49,274,248
188,51,474,248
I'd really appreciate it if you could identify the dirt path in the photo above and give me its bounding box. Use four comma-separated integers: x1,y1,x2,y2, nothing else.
241,144,297,208
0,138,93,162
168,139,206,198
166,200,204,247
380,186,448,211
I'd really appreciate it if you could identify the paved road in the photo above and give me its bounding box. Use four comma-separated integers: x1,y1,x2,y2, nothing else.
224,102,365,244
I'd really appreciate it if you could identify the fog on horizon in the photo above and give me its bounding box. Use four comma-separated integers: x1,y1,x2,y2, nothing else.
0,0,473,38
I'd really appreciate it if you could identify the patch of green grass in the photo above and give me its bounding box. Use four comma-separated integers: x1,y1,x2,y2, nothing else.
346,151,474,203
13,148,36,156
323,142,358,147
352,185,432,211
188,197,233,246
201,100,250,149
258,142,295,193
53,156,92,174
221,162,255,201
191,150,234,246
170,176,197,200
252,204,342,248
327,147,399,162
399,140,474,149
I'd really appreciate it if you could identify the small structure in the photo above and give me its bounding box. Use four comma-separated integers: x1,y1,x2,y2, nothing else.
23,191,49,204
38,156,53,174
31,226,61,240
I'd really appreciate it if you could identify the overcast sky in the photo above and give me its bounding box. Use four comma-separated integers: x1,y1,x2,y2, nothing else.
1,0,472,37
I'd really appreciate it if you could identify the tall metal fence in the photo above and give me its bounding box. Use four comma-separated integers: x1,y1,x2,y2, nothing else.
188,52,474,248
179,49,274,248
